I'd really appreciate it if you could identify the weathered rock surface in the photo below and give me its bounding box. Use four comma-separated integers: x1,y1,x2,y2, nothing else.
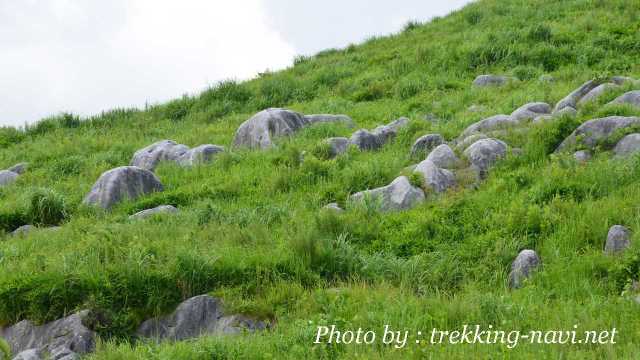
414,160,456,193
131,140,224,171
461,115,517,137
425,144,460,169
553,79,601,113
11,225,34,236
129,205,178,220
324,137,350,158
508,250,541,289
608,90,640,108
350,176,425,212
11,349,42,360
136,295,266,342
83,166,164,209
613,133,640,157
455,133,488,152
611,76,636,85
472,75,511,87
177,145,225,167
232,108,351,149
463,138,508,177
0,170,19,187
350,118,409,151
577,83,618,106
605,225,631,254
0,310,95,360
510,102,552,121
7,163,28,175
410,134,445,159
556,116,640,151
573,150,592,163
322,203,344,213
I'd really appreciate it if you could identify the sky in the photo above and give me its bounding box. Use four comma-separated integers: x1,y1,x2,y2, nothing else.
0,0,471,127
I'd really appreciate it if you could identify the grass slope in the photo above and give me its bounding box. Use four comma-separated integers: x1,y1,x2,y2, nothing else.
1,0,640,358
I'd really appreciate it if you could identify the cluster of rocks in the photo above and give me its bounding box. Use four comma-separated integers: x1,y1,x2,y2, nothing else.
0,295,266,359
321,117,410,158
0,163,27,188
556,116,640,159
131,140,225,172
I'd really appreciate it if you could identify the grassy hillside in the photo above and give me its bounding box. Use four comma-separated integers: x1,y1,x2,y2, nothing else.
1,0,640,358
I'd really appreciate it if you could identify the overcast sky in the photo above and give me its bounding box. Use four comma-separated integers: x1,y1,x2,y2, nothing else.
0,0,471,127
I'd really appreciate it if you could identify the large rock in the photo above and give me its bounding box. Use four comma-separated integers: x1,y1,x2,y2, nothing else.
129,205,178,220
323,137,350,158
414,160,456,193
510,102,551,122
472,75,511,87
425,144,460,169
613,134,640,157
136,295,266,342
349,176,425,212
11,225,34,237
410,134,445,159
508,250,541,289
0,310,95,359
556,116,640,151
350,118,409,151
83,166,164,209
608,90,640,108
131,140,223,171
232,108,351,150
176,145,225,167
553,79,601,114
0,170,19,187
605,225,631,254
7,163,27,175
463,138,508,177
577,83,618,106
460,115,517,137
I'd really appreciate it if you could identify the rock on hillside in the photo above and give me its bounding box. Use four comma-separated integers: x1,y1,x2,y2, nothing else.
129,205,179,220
349,118,409,151
472,75,512,87
605,225,631,254
613,134,640,157
508,250,541,289
553,79,601,114
556,116,640,151
409,134,445,159
83,166,164,209
349,176,425,212
608,90,640,108
0,170,19,187
232,108,352,149
131,140,224,171
463,138,508,177
414,159,456,193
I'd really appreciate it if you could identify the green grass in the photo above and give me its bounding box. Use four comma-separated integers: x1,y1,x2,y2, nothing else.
1,0,640,358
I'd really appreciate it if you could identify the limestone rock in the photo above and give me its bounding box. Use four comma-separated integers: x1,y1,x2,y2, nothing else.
349,176,425,212
611,76,635,85
83,166,163,209
608,90,640,108
176,145,225,167
324,137,350,158
350,118,409,151
554,106,578,118
508,249,541,289
578,83,618,106
613,134,640,158
472,75,511,87
605,225,631,254
7,163,27,175
303,114,353,127
573,150,592,163
414,160,456,193
131,140,223,171
510,102,551,122
455,133,488,152
556,116,640,151
461,115,516,138
463,138,508,177
425,144,460,169
410,134,445,159
553,79,601,113
0,170,19,187
129,205,178,220
11,225,34,236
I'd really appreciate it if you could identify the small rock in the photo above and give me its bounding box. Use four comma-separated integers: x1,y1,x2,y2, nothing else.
508,249,541,289
510,102,551,122
605,225,631,254
425,144,460,169
556,116,640,152
83,166,164,209
324,137,350,158
578,83,618,106
322,203,344,213
303,114,353,127
11,225,34,236
539,74,554,83
136,295,266,342
409,134,445,159
349,176,425,212
7,163,28,175
131,141,224,171
460,115,516,138
463,138,508,177
472,75,511,87
573,150,592,163
0,170,19,187
608,90,640,108
176,145,225,167
454,133,488,152
553,79,601,113
350,118,409,151
129,205,178,220
613,134,640,158
414,160,456,193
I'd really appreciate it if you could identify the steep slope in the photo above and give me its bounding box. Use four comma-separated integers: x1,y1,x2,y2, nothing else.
1,0,640,358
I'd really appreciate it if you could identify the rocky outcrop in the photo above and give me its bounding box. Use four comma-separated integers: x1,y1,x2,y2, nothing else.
129,205,178,220
350,176,425,212
0,310,95,360
136,295,266,342
510,102,551,121
577,83,618,106
131,140,224,171
83,166,164,209
323,137,350,158
463,138,508,177
409,134,445,159
605,225,631,254
472,75,511,87
349,118,409,151
7,163,27,175
232,108,352,150
425,144,460,169
613,133,640,157
461,115,515,137
414,160,456,193
455,133,488,152
556,116,640,151
508,250,541,289
608,90,640,108
553,79,601,114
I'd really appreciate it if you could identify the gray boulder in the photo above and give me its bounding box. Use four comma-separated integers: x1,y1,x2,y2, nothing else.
533,115,553,124
131,140,189,171
410,134,445,159
553,79,601,113
554,106,578,118
608,90,640,108
425,144,460,169
176,145,225,167
0,310,95,359
0,170,19,187
611,76,636,85
349,176,425,212
350,118,409,151
613,134,640,158
371,117,409,144
83,166,163,209
510,102,551,122
508,249,541,289
129,205,178,220
578,83,618,106
136,295,266,342
414,160,456,193
573,150,592,163
605,225,631,254
11,225,34,237
460,115,516,138
324,137,350,158
556,116,640,151
7,163,27,175
472,75,511,87
463,138,508,177
11,349,42,360
455,133,488,152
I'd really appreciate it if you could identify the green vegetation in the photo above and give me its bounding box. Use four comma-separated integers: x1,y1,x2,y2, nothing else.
1,0,640,358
